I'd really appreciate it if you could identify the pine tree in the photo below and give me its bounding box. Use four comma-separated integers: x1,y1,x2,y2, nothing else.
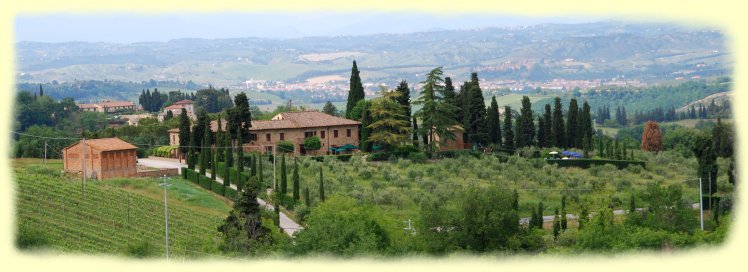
345,60,365,119
293,157,300,205
487,96,501,145
319,166,325,202
413,67,460,152
322,101,338,116
502,106,514,149
517,96,536,148
552,97,565,148
566,98,579,148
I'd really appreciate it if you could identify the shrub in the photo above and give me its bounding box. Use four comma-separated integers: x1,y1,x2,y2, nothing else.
303,136,322,151
277,140,294,153
368,152,391,161
198,175,212,190
408,152,428,163
211,182,225,195
16,224,50,249
225,187,238,200
126,239,156,258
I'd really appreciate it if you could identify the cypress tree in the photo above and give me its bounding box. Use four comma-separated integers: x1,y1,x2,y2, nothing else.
257,153,264,187
345,60,365,119
216,116,224,162
304,187,311,207
537,115,547,148
543,104,552,147
487,96,501,145
39,84,43,97
502,106,514,149
552,97,565,148
536,201,544,229
187,126,196,169
211,154,217,180
319,166,325,202
512,189,519,211
553,209,560,240
235,126,244,191
567,98,579,148
395,80,412,122
292,157,300,204
459,82,471,143
223,135,231,187
629,192,636,213
225,129,233,167
280,155,287,200
251,153,258,177
530,209,538,229
561,195,568,231
443,77,459,122
466,73,488,145
178,108,191,159
517,96,536,148
412,116,419,147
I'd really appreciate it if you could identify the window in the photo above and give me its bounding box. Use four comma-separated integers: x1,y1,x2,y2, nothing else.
305,131,316,138
250,133,257,141
320,131,325,139
280,133,285,140
334,130,338,138
266,133,271,142
347,129,352,137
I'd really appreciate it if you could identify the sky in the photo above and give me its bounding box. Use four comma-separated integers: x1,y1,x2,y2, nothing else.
15,12,606,43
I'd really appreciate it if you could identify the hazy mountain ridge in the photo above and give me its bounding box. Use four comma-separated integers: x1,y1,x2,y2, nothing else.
16,21,729,86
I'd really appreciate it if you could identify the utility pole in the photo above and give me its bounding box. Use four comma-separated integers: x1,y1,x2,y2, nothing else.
160,175,172,259
699,177,704,230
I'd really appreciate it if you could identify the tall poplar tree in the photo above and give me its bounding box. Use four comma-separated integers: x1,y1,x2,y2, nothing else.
552,97,565,148
345,60,365,119
502,106,514,149
487,96,501,145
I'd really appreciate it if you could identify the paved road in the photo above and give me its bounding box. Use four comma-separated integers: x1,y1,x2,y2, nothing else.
137,157,302,236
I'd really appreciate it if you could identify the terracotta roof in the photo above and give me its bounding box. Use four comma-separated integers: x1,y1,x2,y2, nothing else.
164,104,185,110
77,103,100,109
174,99,193,105
64,137,137,152
97,101,135,108
251,111,360,130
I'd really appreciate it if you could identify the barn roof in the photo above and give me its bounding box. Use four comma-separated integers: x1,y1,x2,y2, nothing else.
63,137,137,152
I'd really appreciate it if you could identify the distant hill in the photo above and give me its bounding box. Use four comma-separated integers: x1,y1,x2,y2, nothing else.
16,21,730,87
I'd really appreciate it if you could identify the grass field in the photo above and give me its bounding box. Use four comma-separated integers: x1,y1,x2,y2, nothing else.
14,159,229,257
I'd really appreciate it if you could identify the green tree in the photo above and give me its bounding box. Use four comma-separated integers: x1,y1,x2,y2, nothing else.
502,106,514,149
443,77,459,122
553,209,560,240
319,166,325,202
215,116,224,162
345,60,365,119
304,187,311,207
413,67,460,153
542,104,552,147
235,126,244,190
537,115,548,148
280,154,287,201
303,136,322,153
217,173,268,254
487,96,501,145
187,127,196,169
227,92,251,141
293,157,300,204
566,98,579,148
395,80,412,122
552,97,565,148
367,88,412,151
322,101,338,116
692,132,718,200
561,196,568,231
517,96,536,148
277,140,294,153
359,100,373,152
465,73,488,145
536,201,544,229
223,135,231,187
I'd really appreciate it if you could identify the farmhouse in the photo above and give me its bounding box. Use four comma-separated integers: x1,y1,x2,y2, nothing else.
168,111,361,156
159,99,196,121
77,100,136,114
62,137,138,180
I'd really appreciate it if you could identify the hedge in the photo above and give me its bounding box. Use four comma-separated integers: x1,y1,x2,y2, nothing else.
437,150,483,159
546,158,646,169
184,168,199,184
310,154,352,162
225,187,238,200
181,167,187,179
211,182,225,195
198,175,212,190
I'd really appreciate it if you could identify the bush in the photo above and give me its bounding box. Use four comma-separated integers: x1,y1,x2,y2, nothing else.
368,152,391,161
408,152,428,163
16,224,50,250
277,140,294,153
150,146,177,158
126,239,156,258
303,136,322,151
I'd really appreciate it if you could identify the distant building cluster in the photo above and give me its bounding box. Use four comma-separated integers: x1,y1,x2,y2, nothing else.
76,100,136,114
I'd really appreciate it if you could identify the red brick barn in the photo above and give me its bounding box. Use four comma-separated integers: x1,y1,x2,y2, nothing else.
62,137,138,180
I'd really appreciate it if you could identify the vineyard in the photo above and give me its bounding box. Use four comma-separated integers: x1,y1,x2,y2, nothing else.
15,165,228,258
